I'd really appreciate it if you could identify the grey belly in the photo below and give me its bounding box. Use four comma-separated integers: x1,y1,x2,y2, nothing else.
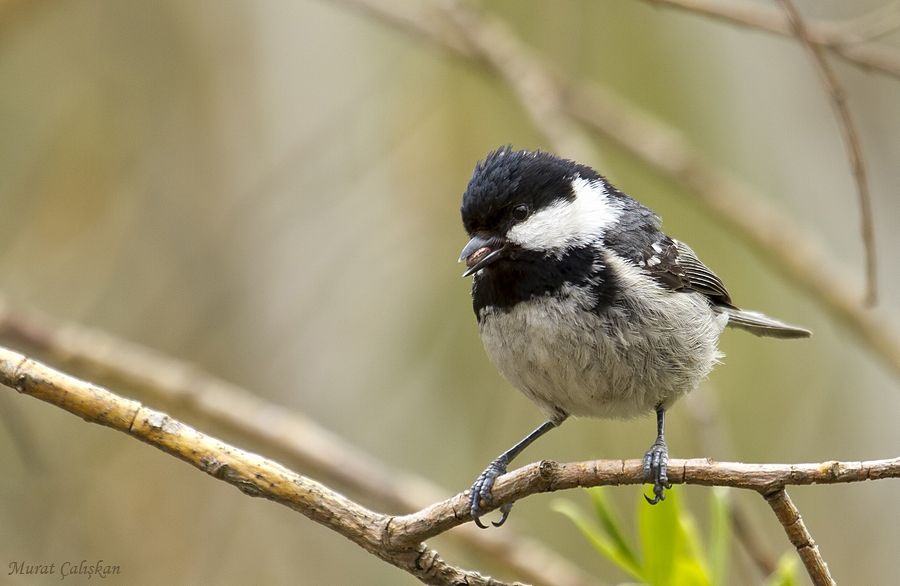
478,292,726,421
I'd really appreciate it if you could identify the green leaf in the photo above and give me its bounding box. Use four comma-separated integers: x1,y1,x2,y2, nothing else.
637,486,682,586
552,498,645,581
672,557,712,586
678,509,707,570
672,506,712,586
638,486,715,586
558,487,740,586
587,488,642,572
707,487,731,586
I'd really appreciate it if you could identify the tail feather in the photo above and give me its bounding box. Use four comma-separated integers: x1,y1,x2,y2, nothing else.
719,307,811,339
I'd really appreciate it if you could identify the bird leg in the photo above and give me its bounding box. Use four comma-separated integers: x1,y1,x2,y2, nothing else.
643,405,671,504
469,419,559,528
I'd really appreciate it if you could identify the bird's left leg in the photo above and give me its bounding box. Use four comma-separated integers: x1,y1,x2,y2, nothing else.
642,405,671,504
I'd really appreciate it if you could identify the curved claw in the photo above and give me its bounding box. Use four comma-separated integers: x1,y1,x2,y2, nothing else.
468,480,492,529
644,483,667,505
492,503,512,527
642,438,669,506
469,457,509,528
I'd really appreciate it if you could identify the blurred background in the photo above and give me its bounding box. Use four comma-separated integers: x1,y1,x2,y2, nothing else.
1,0,898,584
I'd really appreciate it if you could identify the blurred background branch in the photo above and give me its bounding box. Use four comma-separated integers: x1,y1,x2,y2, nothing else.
776,0,877,304
642,0,900,77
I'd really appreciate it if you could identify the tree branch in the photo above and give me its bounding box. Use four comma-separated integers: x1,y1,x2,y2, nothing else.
837,3,900,46
389,457,900,546
4,345,898,585
765,489,835,586
642,0,900,79
776,0,877,304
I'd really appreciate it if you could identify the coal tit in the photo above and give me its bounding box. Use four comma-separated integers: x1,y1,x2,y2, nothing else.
459,146,810,528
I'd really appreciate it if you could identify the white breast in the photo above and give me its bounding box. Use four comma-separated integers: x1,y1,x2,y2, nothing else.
478,264,727,422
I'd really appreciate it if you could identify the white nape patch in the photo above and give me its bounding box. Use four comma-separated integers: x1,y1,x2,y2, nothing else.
506,175,621,254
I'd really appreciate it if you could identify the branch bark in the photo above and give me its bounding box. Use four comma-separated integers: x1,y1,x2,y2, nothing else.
388,457,900,546
4,345,898,585
765,489,835,586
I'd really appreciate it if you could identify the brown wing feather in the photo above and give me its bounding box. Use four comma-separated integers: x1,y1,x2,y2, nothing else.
641,237,733,306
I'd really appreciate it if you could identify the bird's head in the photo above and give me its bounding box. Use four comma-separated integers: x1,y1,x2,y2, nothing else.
459,146,623,277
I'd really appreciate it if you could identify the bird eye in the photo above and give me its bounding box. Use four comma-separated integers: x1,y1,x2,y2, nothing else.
512,204,530,221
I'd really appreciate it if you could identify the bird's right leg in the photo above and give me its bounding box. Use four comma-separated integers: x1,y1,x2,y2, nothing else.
642,405,671,505
469,419,560,528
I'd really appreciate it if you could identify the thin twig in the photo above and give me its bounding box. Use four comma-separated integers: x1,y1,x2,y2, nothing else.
4,346,896,586
837,2,900,45
641,0,900,79
326,0,900,380
776,0,877,304
730,506,778,577
764,489,836,585
0,301,601,586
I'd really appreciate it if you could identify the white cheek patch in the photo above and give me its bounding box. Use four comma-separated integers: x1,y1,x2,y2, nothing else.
506,176,621,253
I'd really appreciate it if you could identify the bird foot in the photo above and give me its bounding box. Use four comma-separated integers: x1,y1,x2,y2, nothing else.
642,437,671,505
469,457,512,528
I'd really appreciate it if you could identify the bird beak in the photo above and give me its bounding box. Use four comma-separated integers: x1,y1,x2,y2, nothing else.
459,234,506,277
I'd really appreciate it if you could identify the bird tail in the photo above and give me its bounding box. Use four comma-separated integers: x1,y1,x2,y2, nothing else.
719,307,811,339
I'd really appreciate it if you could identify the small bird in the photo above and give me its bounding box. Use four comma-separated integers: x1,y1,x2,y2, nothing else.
459,146,810,529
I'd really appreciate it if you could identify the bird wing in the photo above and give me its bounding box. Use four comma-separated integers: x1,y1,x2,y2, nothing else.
641,237,733,307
